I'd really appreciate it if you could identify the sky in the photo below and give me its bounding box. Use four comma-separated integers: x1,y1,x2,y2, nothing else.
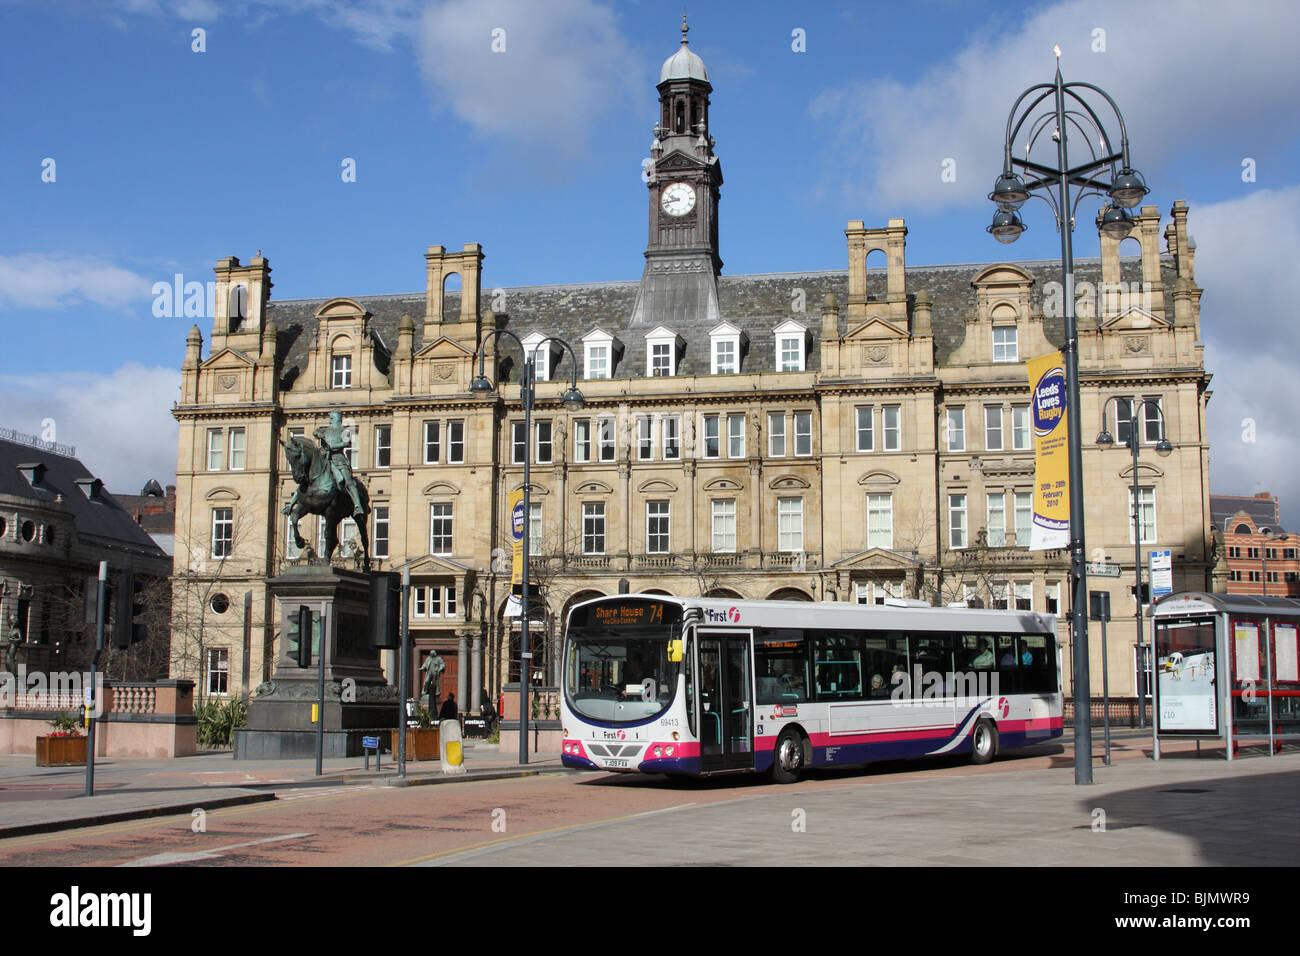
2,0,1298,528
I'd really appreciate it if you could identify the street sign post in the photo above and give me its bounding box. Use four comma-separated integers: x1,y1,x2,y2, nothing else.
1087,562,1123,578
1089,589,1112,765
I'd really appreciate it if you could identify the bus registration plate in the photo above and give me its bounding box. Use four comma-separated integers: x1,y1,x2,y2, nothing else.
606,758,629,767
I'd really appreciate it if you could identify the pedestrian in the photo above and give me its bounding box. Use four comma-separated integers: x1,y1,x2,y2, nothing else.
439,692,458,721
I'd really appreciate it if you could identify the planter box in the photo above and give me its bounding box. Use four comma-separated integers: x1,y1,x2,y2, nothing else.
390,727,440,761
36,735,87,767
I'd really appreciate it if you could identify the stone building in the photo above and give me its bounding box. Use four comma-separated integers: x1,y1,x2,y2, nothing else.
169,26,1213,712
0,429,170,674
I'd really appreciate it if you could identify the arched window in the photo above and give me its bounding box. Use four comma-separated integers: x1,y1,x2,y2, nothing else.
228,284,248,333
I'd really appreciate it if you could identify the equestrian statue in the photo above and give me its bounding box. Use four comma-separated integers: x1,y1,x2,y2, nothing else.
280,410,371,569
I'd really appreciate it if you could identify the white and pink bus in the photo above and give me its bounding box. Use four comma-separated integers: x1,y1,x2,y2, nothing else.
560,594,1063,783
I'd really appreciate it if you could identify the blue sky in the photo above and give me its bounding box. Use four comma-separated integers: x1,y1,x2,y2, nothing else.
2,0,1298,527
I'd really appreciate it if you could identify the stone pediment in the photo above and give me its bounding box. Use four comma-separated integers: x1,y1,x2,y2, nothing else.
404,553,473,575
510,482,550,496
205,487,240,501
202,347,256,369
414,336,474,359
315,298,370,321
655,149,707,172
857,470,901,486
1119,462,1164,481
1100,307,1170,331
834,547,921,570
767,474,810,491
972,263,1035,288
421,481,460,496
637,478,678,494
575,480,613,495
844,314,908,342
703,477,744,492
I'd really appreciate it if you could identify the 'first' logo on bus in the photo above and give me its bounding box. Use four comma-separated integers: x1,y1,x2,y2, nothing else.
703,607,741,624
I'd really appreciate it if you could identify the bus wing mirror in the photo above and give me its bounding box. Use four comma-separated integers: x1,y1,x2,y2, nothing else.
668,639,683,663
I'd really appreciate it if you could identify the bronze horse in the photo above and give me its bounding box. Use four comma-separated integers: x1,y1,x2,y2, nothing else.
280,436,371,570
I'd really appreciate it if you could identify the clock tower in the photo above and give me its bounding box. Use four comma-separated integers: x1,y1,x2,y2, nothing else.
630,17,723,328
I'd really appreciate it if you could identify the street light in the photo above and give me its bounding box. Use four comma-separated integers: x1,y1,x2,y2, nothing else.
1259,529,1288,597
1097,398,1172,731
989,49,1150,785
471,330,584,765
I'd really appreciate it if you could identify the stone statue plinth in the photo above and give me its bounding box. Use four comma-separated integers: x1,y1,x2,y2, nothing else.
233,565,398,758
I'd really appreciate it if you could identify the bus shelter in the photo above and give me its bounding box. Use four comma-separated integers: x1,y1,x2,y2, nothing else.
1150,592,1300,759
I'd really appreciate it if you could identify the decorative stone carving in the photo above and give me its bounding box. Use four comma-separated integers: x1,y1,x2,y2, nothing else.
866,346,889,364
218,373,238,391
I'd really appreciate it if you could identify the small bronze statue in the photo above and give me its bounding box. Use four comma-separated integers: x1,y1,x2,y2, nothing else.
280,411,372,569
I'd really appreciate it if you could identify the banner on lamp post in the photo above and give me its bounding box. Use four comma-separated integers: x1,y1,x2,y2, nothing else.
1027,351,1070,551
503,488,525,618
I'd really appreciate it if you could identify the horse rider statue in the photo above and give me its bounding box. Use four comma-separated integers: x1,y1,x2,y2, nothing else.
279,411,371,569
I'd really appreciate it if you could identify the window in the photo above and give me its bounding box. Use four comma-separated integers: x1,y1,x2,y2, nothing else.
212,508,233,558
528,502,542,553
346,427,357,469
582,502,605,554
228,427,246,470
984,407,1003,451
948,494,967,549
1014,581,1033,611
778,497,803,552
285,515,302,560
429,586,442,617
882,405,900,451
331,354,352,389
987,492,1006,547
992,326,1018,363
1015,491,1032,547
430,503,453,554
856,406,874,452
522,333,550,382
769,413,786,457
574,419,591,462
372,506,389,559
585,339,611,379
413,587,427,616
775,322,806,372
662,416,680,460
703,415,720,458
510,421,526,464
447,420,464,463
1012,405,1031,450
990,582,1009,610
647,501,670,554
867,493,892,549
337,516,359,557
206,429,224,471
711,499,736,552
854,582,870,605
794,411,812,457
755,631,810,703
1142,398,1164,444
945,407,965,452
415,585,457,618
637,417,653,460
728,414,745,458
375,425,391,468
1129,487,1156,544
207,648,229,697
423,421,441,464
598,417,616,461
1045,583,1060,615
536,420,553,464
650,342,672,377
713,338,737,374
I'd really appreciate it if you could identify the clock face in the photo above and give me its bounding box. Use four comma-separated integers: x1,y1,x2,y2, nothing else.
660,182,696,217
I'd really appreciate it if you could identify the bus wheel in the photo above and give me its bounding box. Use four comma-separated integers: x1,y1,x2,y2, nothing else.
971,719,998,765
771,728,805,784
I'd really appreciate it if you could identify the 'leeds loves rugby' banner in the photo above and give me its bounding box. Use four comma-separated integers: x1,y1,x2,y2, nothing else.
1027,351,1070,551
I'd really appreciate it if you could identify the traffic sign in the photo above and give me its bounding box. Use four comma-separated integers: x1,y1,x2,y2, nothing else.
361,736,380,750
1087,562,1122,577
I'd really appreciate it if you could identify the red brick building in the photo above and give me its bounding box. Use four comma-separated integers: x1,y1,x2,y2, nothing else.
1211,493,1299,596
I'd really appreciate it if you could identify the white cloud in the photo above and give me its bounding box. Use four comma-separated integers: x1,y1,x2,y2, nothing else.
1191,186,1300,527
810,0,1300,210
415,0,638,163
0,254,152,311
0,365,180,493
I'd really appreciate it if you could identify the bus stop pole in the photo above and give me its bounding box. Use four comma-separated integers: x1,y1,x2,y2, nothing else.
399,567,410,777
315,600,327,776
1265,616,1274,755
1101,616,1111,766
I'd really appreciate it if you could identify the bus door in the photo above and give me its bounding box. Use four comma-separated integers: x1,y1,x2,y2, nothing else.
697,629,754,772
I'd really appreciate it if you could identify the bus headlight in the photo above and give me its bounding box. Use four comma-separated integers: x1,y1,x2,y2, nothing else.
652,746,663,758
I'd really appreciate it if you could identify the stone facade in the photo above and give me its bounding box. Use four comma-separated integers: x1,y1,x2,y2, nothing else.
168,32,1213,711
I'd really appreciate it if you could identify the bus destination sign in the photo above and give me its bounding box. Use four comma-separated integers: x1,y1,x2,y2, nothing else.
578,599,681,630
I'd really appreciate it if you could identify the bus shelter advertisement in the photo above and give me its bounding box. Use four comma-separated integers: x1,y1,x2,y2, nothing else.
1155,618,1217,732
1027,351,1070,551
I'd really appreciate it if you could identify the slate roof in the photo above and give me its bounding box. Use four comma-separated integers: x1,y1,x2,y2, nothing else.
0,438,166,553
1211,494,1285,534
265,256,1175,388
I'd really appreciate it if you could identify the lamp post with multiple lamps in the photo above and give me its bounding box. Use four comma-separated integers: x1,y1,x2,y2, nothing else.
1259,530,1288,597
471,331,585,765
988,48,1150,785
1096,398,1173,731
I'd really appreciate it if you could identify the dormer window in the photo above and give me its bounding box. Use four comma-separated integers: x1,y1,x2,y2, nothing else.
992,325,1018,363
709,322,746,375
773,320,808,372
582,328,621,380
644,327,683,377
522,331,553,382
331,354,352,388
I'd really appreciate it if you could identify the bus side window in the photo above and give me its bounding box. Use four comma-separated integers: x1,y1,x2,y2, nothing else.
997,635,1019,694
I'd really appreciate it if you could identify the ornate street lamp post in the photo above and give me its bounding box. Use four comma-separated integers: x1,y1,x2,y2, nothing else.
1097,398,1172,732
989,49,1150,784
471,331,584,765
